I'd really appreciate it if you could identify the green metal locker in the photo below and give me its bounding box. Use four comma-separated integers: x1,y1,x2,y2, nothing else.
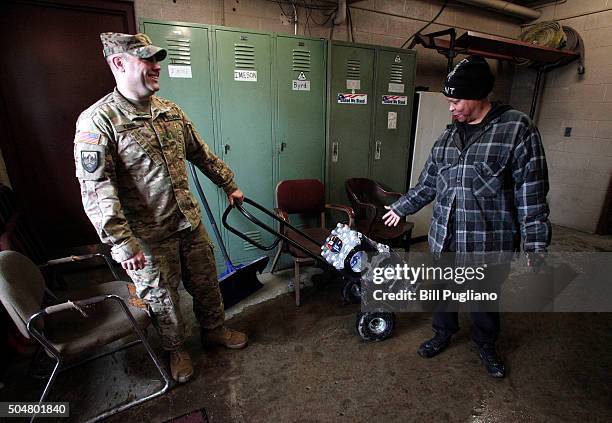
212,28,275,265
327,42,375,204
371,49,417,193
141,20,226,268
326,41,416,204
275,35,326,182
142,21,329,268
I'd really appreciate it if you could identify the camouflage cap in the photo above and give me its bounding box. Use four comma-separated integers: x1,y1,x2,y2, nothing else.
100,32,167,61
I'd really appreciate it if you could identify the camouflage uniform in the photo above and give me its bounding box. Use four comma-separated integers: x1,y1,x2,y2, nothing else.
74,87,237,351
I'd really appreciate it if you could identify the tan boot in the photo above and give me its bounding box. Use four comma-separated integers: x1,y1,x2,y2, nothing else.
169,349,194,383
201,326,248,349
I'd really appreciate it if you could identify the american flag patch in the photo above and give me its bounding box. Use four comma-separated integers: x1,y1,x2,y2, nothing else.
75,131,101,144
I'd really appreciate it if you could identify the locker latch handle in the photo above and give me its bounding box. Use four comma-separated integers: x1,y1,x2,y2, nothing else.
332,141,339,162
224,144,231,154
280,142,287,152
374,140,381,160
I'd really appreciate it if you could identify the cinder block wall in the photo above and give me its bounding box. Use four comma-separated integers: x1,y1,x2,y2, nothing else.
134,0,522,101
510,0,612,233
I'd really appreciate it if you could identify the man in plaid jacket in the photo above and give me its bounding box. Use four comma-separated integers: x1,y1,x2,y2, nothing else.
383,56,551,378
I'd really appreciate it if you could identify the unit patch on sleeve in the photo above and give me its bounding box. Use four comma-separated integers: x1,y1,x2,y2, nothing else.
75,131,101,145
81,151,100,173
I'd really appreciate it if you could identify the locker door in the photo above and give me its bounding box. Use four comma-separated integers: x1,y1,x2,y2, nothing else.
370,49,417,193
143,22,226,267
214,29,274,264
276,36,326,182
327,44,375,205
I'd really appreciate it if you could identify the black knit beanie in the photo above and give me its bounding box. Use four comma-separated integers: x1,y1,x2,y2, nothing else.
442,55,494,100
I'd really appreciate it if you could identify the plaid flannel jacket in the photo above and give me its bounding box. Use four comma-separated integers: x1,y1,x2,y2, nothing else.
391,108,551,253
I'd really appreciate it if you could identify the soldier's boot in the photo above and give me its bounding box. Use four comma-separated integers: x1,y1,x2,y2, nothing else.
201,326,248,349
169,349,193,383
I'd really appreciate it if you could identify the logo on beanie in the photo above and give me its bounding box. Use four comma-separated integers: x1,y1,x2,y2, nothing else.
442,55,494,100
447,57,470,82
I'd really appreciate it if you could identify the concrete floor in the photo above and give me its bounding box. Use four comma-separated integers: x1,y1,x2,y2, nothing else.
2,225,611,422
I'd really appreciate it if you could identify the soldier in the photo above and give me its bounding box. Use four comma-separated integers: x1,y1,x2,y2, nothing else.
74,32,248,384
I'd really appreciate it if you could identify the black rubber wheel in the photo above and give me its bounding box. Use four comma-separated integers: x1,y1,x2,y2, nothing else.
355,312,395,342
341,279,362,304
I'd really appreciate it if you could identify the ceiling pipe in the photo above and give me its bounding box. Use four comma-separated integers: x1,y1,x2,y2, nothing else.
291,1,298,35
454,0,541,21
333,0,347,25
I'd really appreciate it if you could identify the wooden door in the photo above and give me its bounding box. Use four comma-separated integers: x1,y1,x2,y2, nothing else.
0,0,136,248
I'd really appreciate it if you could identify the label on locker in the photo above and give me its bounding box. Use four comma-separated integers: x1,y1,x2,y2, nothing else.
388,83,405,93
381,95,408,105
168,65,192,78
346,79,361,90
387,112,397,129
337,93,368,104
292,80,311,91
234,70,257,82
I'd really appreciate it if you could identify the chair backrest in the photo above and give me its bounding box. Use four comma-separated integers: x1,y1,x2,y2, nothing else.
0,250,46,338
276,179,325,214
345,178,384,207
0,184,47,264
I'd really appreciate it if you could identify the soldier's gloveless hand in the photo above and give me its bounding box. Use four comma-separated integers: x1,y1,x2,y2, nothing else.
228,189,244,206
122,250,146,271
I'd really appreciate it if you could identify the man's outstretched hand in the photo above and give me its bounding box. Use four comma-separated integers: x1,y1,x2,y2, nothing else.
383,206,401,227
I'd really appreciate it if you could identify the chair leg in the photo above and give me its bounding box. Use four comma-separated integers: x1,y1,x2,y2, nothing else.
31,358,61,423
270,244,283,274
88,297,172,422
294,261,300,307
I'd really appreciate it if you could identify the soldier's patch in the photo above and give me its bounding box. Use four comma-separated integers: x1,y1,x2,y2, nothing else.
81,151,100,173
75,131,101,144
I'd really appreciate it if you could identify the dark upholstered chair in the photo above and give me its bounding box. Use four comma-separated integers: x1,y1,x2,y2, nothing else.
345,178,414,250
270,179,354,306
0,251,171,422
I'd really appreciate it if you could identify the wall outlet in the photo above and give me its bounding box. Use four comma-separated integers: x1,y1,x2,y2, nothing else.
564,127,572,137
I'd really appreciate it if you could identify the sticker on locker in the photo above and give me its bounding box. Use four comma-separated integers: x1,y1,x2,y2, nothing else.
168,65,192,79
234,70,257,82
381,95,408,105
337,93,368,104
292,80,311,91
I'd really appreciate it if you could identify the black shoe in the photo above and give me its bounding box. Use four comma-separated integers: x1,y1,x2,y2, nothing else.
417,332,452,358
477,344,505,378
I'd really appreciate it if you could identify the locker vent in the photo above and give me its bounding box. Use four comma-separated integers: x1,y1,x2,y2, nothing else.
292,49,311,72
243,230,262,251
346,59,361,78
166,38,191,65
234,43,256,69
390,64,403,83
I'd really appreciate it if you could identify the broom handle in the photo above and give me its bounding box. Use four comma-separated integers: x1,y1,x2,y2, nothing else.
188,163,233,266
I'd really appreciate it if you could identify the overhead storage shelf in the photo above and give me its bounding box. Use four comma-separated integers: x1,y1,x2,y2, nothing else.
413,29,579,63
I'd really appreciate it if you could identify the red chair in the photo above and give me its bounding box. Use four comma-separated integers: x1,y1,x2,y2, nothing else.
270,179,354,306
345,178,413,250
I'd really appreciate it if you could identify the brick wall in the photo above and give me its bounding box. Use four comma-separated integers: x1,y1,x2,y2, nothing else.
134,0,522,101
510,0,612,233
